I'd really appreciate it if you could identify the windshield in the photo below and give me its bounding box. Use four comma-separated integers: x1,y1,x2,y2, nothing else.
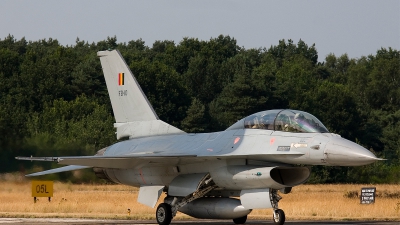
274,110,329,133
228,109,329,133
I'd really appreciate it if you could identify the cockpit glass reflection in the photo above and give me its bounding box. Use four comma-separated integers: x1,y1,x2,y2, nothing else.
244,111,278,130
242,110,329,133
275,110,329,133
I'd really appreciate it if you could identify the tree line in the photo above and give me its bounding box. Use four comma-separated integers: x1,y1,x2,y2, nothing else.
0,34,399,183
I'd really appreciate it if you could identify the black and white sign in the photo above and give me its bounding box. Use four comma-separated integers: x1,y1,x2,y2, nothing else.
360,187,376,204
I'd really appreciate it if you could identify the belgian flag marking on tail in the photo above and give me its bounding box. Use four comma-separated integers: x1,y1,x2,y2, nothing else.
118,73,124,86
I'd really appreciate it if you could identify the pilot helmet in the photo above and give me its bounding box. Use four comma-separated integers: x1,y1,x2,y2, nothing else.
294,113,305,121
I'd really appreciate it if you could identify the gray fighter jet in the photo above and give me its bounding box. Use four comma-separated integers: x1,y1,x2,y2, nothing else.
17,50,382,225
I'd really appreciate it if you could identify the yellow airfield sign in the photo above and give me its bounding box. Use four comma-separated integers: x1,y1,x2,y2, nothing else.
31,181,53,197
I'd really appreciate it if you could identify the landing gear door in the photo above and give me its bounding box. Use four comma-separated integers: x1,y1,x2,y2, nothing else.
168,173,208,197
240,188,272,209
138,185,164,208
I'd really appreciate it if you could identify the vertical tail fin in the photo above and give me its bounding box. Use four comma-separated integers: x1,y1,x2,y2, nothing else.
97,50,158,122
97,50,184,139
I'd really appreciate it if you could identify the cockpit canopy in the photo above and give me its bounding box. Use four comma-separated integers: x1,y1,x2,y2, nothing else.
226,109,329,133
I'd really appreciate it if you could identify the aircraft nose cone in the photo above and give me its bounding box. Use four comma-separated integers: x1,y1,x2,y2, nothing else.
325,137,382,166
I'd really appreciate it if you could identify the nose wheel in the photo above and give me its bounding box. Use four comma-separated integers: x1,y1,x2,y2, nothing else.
273,209,285,225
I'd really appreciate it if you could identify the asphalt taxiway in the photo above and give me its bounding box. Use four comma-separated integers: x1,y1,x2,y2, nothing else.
0,219,397,225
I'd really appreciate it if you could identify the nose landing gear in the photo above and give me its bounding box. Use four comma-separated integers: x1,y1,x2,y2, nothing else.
270,188,286,225
273,208,285,225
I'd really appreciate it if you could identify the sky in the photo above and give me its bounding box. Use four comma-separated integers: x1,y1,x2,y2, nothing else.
1,0,399,61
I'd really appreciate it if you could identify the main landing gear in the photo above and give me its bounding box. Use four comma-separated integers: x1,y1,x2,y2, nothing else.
233,215,247,224
154,185,286,225
156,174,216,225
156,203,172,225
270,188,285,225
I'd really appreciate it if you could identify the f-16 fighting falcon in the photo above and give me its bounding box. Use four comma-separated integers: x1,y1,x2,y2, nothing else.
17,50,382,225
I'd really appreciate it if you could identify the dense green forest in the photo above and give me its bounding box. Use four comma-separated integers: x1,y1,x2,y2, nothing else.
0,34,399,183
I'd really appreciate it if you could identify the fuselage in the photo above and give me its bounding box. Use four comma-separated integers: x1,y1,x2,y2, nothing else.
98,128,376,189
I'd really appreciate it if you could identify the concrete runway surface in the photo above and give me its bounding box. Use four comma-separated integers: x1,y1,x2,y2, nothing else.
0,219,397,225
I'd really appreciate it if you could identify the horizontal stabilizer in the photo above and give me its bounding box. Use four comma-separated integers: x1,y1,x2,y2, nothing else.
25,165,90,177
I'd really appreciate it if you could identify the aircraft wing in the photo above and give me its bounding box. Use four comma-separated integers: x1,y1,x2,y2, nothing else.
16,151,304,176
16,154,199,170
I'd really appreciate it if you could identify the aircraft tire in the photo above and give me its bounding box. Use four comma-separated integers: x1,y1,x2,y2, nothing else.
156,203,172,225
233,215,247,224
273,209,285,225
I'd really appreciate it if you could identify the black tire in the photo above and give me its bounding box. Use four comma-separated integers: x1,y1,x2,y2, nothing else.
273,209,285,225
233,215,247,224
156,203,172,225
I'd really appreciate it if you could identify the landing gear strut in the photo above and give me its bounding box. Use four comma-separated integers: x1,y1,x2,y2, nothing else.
155,174,216,225
270,188,285,225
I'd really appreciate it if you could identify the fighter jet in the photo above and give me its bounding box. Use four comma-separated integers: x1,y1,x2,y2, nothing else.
17,50,382,225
